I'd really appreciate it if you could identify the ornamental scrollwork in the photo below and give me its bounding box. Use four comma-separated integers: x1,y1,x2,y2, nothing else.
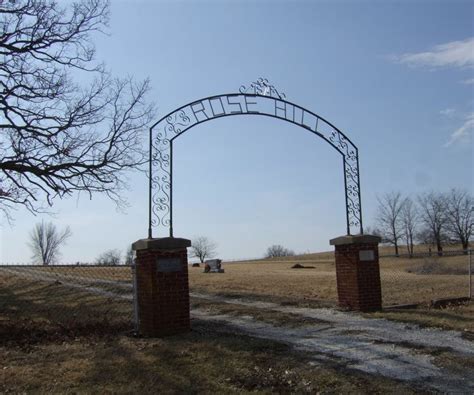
344,162,359,185
151,108,193,228
344,160,362,230
239,77,286,99
164,110,191,135
329,130,356,161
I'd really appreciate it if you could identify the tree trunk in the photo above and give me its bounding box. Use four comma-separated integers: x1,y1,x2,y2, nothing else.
436,240,443,256
462,239,469,254
409,234,414,257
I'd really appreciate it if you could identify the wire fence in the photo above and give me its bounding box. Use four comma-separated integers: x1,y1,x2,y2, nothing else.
0,264,135,331
380,250,472,306
0,250,471,332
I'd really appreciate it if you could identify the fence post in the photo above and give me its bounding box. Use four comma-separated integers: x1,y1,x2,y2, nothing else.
469,249,472,299
132,259,139,333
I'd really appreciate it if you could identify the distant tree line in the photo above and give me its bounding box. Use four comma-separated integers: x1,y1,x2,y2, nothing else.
93,245,135,265
265,244,295,258
369,189,473,256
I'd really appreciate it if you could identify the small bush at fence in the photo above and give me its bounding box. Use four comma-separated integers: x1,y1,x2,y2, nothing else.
406,257,468,276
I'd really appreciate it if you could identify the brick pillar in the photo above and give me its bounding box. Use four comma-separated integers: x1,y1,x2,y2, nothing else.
131,237,191,337
329,234,382,312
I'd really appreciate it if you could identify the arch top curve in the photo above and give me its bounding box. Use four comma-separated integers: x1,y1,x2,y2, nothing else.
150,93,358,159
149,91,363,238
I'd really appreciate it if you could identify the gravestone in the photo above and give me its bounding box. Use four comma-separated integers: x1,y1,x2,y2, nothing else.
204,259,224,273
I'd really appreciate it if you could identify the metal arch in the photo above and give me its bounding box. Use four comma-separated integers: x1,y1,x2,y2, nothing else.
148,80,363,238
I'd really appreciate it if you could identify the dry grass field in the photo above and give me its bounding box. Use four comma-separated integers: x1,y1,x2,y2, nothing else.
191,260,337,302
1,244,470,324
189,249,471,306
1,271,423,394
0,273,132,328
24,265,132,281
1,247,473,393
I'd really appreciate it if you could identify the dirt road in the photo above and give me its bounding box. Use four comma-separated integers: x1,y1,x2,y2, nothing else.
191,292,474,393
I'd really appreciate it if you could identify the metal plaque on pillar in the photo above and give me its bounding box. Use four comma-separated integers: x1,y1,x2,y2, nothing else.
156,258,182,272
359,250,375,262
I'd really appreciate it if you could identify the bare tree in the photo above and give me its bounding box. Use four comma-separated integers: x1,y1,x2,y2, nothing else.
124,245,135,265
0,0,155,220
375,192,405,256
418,192,449,256
445,189,473,252
191,236,217,263
96,249,121,265
265,244,295,258
401,197,418,257
364,226,382,238
28,221,72,265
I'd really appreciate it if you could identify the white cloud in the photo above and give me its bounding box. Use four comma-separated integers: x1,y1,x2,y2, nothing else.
444,112,474,147
440,108,455,117
461,78,474,84
396,37,474,69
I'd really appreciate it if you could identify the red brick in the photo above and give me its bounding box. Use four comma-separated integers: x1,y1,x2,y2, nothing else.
333,240,382,312
134,242,191,337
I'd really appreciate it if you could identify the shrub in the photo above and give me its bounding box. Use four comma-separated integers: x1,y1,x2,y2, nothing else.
406,258,467,275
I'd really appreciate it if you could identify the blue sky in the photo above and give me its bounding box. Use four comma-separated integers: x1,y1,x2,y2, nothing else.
1,0,473,262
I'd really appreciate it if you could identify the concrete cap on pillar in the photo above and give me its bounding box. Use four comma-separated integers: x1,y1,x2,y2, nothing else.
132,237,191,251
329,234,381,246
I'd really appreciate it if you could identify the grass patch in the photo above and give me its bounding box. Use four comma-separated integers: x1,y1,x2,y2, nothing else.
191,297,330,328
0,316,421,394
192,288,334,309
368,301,474,333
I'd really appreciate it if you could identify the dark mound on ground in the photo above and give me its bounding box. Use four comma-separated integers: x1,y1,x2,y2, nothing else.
291,263,315,269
